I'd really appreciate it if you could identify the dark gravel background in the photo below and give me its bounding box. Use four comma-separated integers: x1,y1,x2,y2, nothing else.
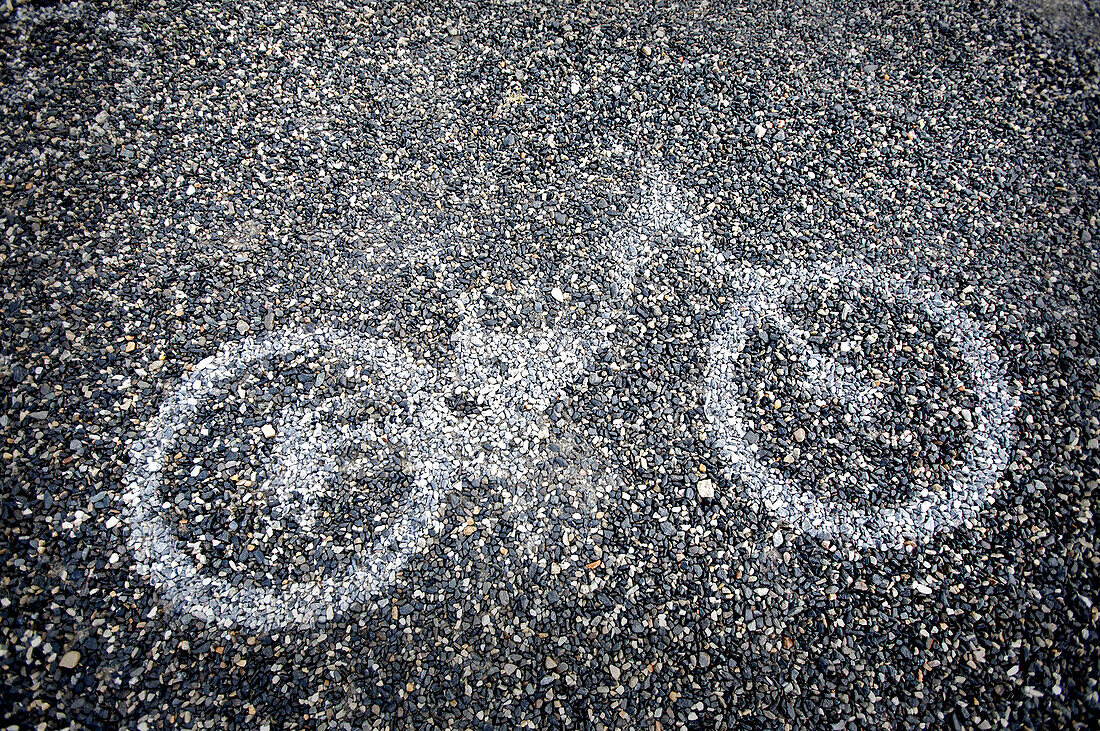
2,0,1098,729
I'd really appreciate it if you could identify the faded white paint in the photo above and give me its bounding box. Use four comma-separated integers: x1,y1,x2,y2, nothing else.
124,172,1019,633
124,317,609,630
704,261,1018,548
450,319,611,551
615,175,1019,547
124,330,456,631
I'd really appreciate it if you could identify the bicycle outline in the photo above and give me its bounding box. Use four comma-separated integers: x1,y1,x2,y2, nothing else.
123,174,1018,630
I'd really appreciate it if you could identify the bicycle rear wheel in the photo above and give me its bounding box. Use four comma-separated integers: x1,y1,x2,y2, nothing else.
124,329,454,631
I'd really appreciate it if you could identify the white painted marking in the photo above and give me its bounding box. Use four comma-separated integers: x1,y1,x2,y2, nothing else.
597,175,709,298
125,316,610,629
450,321,612,552
124,329,455,631
705,261,1018,548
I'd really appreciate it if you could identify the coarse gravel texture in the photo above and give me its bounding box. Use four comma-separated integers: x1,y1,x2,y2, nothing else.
2,0,1099,730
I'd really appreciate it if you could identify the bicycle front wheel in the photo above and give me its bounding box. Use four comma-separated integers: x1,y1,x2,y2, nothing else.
705,261,1017,549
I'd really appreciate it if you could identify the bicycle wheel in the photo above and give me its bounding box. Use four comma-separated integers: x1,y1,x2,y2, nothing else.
123,329,454,631
705,261,1017,549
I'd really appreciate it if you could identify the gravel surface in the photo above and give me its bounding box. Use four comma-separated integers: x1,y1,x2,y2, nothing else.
2,0,1098,729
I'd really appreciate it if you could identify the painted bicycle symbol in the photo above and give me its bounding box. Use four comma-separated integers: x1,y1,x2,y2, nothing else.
124,178,1018,630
